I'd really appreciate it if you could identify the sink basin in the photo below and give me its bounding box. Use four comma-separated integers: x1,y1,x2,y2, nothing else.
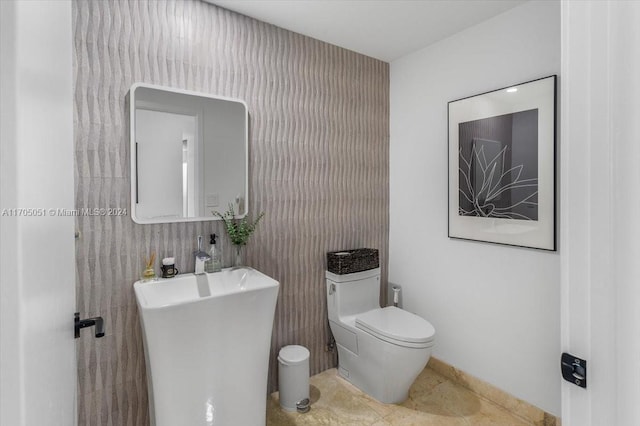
134,267,279,426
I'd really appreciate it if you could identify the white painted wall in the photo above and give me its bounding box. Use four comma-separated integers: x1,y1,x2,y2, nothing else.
0,1,76,425
389,0,560,415
202,100,246,215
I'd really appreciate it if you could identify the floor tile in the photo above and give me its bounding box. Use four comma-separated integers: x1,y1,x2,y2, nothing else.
266,367,535,425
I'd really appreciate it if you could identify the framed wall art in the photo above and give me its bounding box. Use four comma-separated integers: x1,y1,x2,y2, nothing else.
448,75,557,250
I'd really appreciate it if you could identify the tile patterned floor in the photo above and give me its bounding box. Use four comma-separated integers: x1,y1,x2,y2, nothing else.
267,367,534,425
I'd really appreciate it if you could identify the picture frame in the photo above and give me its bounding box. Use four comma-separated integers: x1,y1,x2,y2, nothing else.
448,75,557,251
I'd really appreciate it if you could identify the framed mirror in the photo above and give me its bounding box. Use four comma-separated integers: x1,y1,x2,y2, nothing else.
129,83,248,224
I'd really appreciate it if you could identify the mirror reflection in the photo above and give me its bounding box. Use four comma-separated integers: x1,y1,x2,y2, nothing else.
130,84,247,224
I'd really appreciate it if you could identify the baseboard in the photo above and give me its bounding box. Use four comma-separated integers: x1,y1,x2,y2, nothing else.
427,357,561,426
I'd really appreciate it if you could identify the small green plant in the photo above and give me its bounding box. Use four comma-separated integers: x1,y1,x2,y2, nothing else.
213,203,265,246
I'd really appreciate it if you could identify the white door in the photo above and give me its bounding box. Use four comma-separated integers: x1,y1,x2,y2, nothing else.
0,1,77,425
135,110,197,220
561,1,640,425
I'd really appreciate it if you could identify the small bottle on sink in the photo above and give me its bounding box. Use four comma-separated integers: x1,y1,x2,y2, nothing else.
205,233,222,273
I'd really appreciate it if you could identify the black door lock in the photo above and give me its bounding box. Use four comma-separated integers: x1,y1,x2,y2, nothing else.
74,312,105,338
561,352,586,388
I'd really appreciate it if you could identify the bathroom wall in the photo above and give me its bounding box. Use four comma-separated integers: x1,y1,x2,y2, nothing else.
389,0,560,416
73,1,388,424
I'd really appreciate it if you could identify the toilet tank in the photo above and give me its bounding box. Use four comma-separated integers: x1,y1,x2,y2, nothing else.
326,268,381,321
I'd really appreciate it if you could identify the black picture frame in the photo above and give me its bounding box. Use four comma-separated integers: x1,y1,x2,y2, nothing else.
447,75,557,251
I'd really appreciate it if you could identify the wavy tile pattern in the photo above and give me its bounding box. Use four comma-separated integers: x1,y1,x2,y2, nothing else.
73,1,389,424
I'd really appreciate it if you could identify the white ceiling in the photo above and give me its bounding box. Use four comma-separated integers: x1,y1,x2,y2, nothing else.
206,0,526,62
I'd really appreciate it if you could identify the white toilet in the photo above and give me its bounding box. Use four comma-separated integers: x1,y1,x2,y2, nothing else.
326,267,435,404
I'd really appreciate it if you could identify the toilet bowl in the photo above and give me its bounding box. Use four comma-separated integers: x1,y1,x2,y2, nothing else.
326,268,435,404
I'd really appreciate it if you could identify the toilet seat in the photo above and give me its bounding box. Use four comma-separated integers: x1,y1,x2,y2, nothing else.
356,306,435,349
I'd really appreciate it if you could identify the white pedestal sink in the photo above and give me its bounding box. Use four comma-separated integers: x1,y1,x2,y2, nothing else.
134,267,279,426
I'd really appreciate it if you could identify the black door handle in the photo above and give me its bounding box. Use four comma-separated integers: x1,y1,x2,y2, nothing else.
561,352,586,388
74,312,105,338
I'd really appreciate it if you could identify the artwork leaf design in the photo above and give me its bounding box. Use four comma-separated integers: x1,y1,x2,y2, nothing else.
458,141,538,220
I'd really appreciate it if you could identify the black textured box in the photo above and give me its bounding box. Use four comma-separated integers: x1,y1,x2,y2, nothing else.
326,248,379,275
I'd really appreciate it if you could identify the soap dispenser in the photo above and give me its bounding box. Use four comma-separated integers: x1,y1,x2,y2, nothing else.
205,233,222,273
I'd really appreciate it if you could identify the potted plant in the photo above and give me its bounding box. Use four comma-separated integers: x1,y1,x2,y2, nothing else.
213,204,265,267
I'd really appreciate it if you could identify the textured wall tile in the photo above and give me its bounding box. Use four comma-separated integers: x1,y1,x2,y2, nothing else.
73,0,389,424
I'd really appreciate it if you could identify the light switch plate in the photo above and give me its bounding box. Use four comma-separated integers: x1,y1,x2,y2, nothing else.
206,193,219,207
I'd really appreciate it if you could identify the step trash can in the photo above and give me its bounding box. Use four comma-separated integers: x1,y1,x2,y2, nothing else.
278,345,310,413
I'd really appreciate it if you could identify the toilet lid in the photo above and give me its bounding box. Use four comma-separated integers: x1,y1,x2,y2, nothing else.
356,306,435,345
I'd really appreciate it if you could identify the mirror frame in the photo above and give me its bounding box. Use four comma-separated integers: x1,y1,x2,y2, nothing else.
129,83,249,224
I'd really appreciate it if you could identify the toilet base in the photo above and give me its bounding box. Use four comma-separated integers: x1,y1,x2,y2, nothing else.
334,329,431,404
